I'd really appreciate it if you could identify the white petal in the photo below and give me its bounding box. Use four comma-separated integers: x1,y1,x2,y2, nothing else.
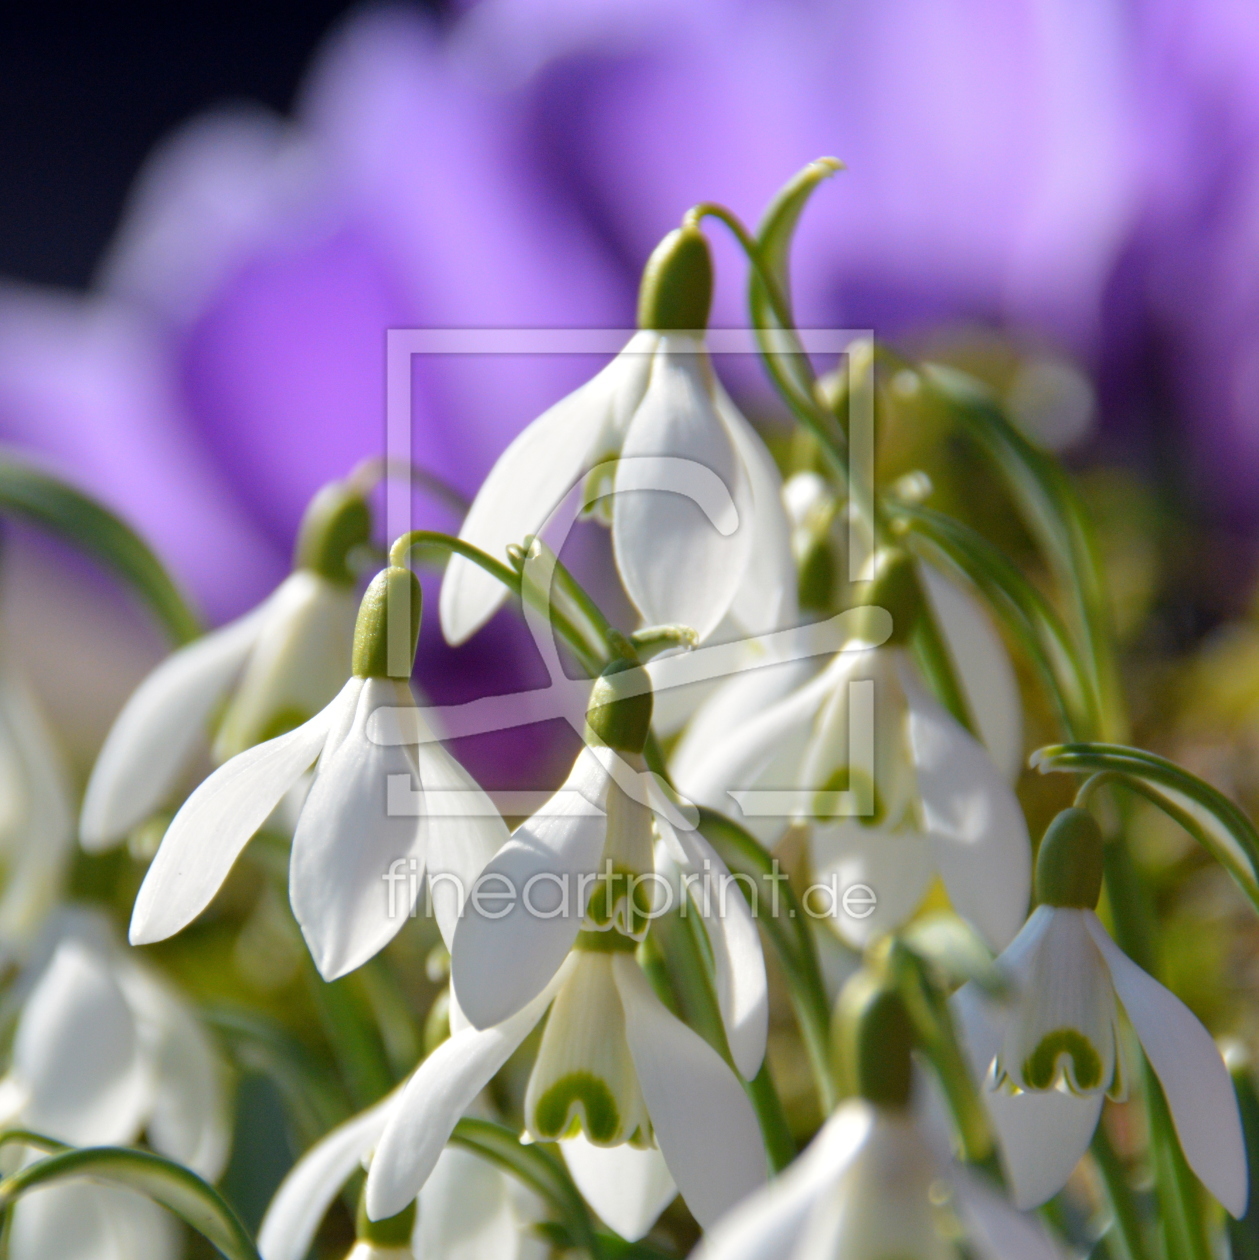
290,680,426,980
0,671,75,946
420,1144,545,1260
715,383,797,636
366,970,564,1221
808,824,936,947
562,1137,676,1242
667,655,815,787
662,820,768,1079
258,1094,396,1260
80,600,268,850
213,570,358,761
414,721,509,951
693,1102,873,1260
1085,914,1248,1217
613,338,752,640
918,563,1023,782
613,953,766,1227
9,1183,179,1260
114,960,230,1180
15,940,148,1146
128,684,344,946
951,980,1102,1210
450,747,609,1029
674,659,839,846
900,661,1031,950
441,333,653,646
952,1169,1064,1260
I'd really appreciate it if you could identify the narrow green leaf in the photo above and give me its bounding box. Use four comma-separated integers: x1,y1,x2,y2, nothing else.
920,364,1124,741
1228,1066,1259,1260
1032,743,1259,912
0,1143,260,1260
0,458,201,644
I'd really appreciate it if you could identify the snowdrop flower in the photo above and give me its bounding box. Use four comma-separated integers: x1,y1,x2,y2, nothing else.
81,480,371,850
953,807,1248,1215
677,551,1030,952
0,667,75,949
364,662,768,1236
441,224,794,646
0,912,228,1260
259,1086,547,1260
696,981,1061,1260
128,564,508,981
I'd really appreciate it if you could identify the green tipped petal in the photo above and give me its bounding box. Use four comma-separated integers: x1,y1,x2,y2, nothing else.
637,227,713,332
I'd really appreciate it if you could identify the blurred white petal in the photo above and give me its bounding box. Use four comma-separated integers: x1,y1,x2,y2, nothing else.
562,1137,676,1242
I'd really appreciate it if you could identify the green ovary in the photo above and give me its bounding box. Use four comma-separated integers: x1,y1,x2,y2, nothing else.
1023,1028,1103,1092
533,1071,621,1144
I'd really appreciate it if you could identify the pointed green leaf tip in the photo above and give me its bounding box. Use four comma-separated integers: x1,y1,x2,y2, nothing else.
1036,807,1105,909
637,226,713,332
353,566,423,679
585,658,653,754
837,972,915,1108
294,480,372,585
853,547,922,645
359,1192,417,1243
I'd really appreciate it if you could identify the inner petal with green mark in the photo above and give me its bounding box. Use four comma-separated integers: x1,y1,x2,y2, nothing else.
525,951,652,1149
1022,1028,1104,1092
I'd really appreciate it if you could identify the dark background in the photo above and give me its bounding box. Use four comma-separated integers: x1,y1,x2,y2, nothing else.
0,3,380,289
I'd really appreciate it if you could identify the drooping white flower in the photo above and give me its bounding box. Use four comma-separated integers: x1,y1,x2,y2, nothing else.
697,983,1060,1260
81,480,371,851
0,910,228,1260
128,566,508,981
441,225,794,647
364,664,768,1235
0,666,75,950
676,552,1030,952
258,1079,547,1260
953,808,1248,1215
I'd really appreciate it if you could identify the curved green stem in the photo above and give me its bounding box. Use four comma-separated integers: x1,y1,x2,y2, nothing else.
348,456,471,516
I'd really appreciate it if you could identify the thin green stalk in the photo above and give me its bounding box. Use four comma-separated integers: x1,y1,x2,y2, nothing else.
910,598,978,737
1091,1125,1151,1260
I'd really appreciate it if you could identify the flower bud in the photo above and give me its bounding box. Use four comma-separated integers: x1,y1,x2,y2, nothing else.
294,482,372,585
837,972,916,1109
585,658,653,754
1035,807,1105,909
637,226,714,333
352,567,423,679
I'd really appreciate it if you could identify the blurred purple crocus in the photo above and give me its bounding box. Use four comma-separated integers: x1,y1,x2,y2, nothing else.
0,0,1257,774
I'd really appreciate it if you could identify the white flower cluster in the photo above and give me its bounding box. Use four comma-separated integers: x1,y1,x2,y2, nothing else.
0,173,1248,1260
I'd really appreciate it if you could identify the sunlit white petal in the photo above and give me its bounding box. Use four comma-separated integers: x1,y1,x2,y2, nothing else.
613,338,751,640
1085,914,1248,1217
81,602,269,850
259,1094,396,1260
442,333,654,646
901,662,1030,950
612,953,766,1227
128,685,343,946
562,1136,676,1242
290,680,426,980
451,747,609,1029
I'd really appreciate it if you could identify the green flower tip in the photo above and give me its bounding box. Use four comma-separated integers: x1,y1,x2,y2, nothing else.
853,548,921,645
837,973,915,1109
585,658,653,754
352,566,423,679
358,1193,416,1245
637,226,713,333
294,481,372,585
1036,807,1105,909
